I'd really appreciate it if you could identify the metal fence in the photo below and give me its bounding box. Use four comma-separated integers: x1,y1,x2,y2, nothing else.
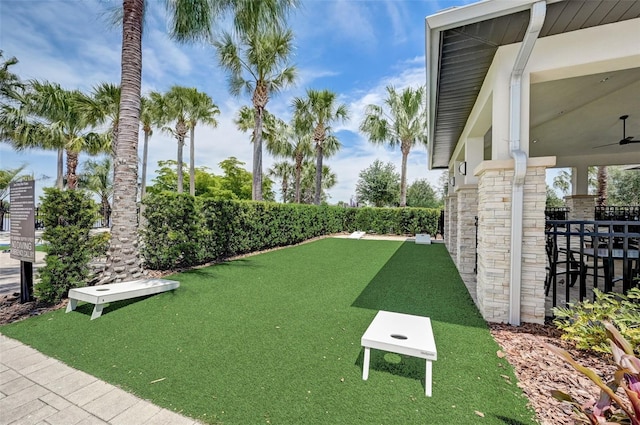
595,205,640,221
545,220,640,309
545,207,570,221
0,207,110,232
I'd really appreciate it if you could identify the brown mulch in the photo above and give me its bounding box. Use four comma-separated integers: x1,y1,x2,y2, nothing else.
489,322,619,425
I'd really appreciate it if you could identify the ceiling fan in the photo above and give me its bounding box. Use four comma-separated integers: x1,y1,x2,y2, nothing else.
593,115,638,148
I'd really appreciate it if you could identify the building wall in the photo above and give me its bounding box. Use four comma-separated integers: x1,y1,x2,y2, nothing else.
456,186,478,302
474,159,551,324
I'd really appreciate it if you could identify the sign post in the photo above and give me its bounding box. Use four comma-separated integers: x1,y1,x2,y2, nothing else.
10,180,36,303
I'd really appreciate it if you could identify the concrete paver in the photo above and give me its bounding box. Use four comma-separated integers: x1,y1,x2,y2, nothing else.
0,335,202,425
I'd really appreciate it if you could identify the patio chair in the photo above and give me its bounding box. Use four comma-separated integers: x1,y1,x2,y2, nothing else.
545,235,583,296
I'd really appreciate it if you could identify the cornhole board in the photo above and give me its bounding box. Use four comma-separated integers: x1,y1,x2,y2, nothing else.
415,234,432,244
66,278,180,320
361,310,437,396
348,231,366,239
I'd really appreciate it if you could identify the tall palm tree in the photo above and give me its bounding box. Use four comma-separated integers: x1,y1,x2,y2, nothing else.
293,89,348,205
151,85,194,193
139,95,162,200
596,166,608,206
267,116,314,203
214,27,297,201
79,157,113,226
105,0,297,281
268,161,294,202
0,50,23,100
298,161,337,204
9,81,109,190
185,89,219,196
105,0,144,283
360,85,427,207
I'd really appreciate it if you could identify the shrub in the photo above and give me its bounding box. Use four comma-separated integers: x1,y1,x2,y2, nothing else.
553,288,640,354
547,322,640,424
35,188,101,304
140,192,442,271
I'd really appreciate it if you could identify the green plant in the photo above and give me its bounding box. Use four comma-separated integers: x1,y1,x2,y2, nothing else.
35,188,101,303
553,288,640,354
548,322,640,424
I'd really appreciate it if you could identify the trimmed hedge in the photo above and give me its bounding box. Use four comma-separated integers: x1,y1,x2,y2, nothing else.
141,193,440,270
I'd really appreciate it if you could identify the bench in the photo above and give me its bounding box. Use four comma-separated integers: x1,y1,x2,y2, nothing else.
361,310,437,396
66,278,180,320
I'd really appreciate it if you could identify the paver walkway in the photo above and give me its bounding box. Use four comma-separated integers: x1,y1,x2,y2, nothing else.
0,334,202,425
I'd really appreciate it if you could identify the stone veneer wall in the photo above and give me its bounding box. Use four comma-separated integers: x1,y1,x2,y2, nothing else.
447,194,458,259
564,195,596,221
475,161,549,324
456,187,479,302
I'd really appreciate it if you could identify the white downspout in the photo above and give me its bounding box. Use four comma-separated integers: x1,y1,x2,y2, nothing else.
508,1,546,326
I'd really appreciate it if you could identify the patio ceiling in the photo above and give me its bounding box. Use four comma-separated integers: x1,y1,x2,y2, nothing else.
427,0,640,169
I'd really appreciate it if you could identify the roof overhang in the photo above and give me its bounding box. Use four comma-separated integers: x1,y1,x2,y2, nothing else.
425,0,640,170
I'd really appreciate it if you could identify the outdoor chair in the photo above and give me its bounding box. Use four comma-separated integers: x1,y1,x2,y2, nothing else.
545,235,583,296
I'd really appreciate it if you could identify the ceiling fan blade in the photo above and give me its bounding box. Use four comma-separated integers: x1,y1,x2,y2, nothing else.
593,142,619,148
620,137,638,145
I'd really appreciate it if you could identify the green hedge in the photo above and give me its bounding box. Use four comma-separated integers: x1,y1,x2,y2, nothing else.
141,193,440,270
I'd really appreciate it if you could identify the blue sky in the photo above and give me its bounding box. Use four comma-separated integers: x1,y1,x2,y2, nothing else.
1,0,474,203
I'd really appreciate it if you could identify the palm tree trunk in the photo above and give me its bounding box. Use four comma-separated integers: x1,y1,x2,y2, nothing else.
56,148,64,189
104,0,143,283
176,121,186,194
253,107,264,201
400,144,410,207
189,125,195,196
140,130,149,199
295,156,302,204
597,166,608,207
66,150,79,190
314,145,323,205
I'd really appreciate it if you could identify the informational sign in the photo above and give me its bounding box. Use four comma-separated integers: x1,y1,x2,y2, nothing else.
9,180,35,262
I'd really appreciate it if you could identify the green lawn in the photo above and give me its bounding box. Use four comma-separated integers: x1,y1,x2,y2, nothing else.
1,239,537,425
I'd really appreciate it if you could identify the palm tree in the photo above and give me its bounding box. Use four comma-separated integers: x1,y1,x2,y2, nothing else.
214,27,297,201
359,85,427,207
8,81,109,190
139,95,162,200
105,0,144,283
185,89,219,196
151,86,194,194
596,166,608,207
81,83,120,147
0,50,23,100
298,161,337,204
104,0,297,281
268,161,294,202
79,157,113,227
293,89,348,205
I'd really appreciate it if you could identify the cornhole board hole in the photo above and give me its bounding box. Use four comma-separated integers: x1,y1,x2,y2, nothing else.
66,278,180,320
349,231,366,239
361,310,437,396
415,234,431,244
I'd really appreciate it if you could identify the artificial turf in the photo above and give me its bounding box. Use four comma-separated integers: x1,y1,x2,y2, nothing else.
1,239,537,424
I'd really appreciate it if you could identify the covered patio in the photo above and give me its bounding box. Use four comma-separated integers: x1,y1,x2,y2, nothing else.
425,0,640,324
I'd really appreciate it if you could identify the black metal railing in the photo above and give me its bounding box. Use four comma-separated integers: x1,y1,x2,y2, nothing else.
0,208,110,232
595,205,640,221
545,207,570,221
545,220,640,309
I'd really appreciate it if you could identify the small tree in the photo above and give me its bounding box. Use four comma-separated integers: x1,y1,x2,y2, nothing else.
36,188,104,303
356,160,400,207
406,178,441,208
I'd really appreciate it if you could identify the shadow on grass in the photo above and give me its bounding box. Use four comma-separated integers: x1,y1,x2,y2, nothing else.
352,242,484,328
354,348,427,390
71,290,179,319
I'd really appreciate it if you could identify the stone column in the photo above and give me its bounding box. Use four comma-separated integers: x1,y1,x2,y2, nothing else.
475,158,553,324
564,195,596,220
456,185,478,302
447,193,458,260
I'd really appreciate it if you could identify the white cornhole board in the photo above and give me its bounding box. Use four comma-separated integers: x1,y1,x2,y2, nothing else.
415,234,431,244
361,310,437,396
348,231,366,239
66,278,180,320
